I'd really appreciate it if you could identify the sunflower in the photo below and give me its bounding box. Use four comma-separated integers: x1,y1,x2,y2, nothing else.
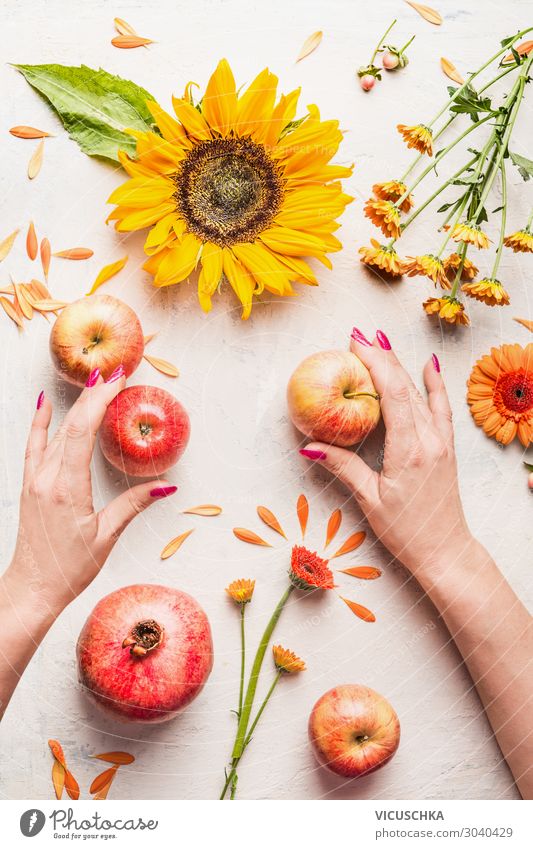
272,645,306,674
372,180,414,213
226,578,255,604
107,60,353,318
451,223,490,249
467,344,533,446
462,278,510,306
443,252,479,281
423,296,470,325
396,124,433,155
504,229,533,253
402,254,448,286
364,199,402,238
359,239,403,276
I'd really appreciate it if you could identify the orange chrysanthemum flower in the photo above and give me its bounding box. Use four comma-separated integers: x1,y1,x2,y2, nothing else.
272,645,306,674
451,223,490,249
225,578,255,604
423,296,470,326
359,239,403,277
467,343,533,446
462,278,510,307
364,199,402,238
504,230,533,253
443,252,479,281
396,124,433,155
372,180,414,213
289,545,335,591
402,254,448,286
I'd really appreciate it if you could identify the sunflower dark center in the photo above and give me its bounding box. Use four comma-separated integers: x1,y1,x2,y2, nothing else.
174,137,284,247
496,371,533,414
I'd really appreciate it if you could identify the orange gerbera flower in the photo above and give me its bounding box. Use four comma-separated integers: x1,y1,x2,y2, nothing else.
225,578,255,604
423,296,470,326
289,545,335,591
467,343,533,446
364,199,402,238
402,254,448,286
443,252,479,281
504,230,533,253
462,278,510,306
451,223,490,249
372,180,414,213
396,124,433,155
359,239,403,277
272,645,306,674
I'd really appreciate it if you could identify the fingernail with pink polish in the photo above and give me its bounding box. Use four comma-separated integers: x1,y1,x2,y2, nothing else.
432,353,441,373
85,367,100,388
36,390,45,410
150,485,178,498
106,364,125,384
299,448,327,461
351,327,373,347
376,330,391,351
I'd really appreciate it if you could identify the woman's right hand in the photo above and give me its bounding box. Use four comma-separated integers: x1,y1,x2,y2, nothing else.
300,328,477,582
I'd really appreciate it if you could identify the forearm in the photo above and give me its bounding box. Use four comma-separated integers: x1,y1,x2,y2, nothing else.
418,538,533,799
0,564,62,719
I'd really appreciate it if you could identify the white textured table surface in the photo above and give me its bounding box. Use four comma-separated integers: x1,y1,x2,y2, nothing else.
0,0,532,801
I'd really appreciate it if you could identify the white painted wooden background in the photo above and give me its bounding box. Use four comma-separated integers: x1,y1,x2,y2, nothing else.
0,0,531,800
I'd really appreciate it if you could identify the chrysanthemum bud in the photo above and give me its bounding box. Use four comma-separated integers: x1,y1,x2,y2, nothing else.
382,51,399,70
360,74,376,91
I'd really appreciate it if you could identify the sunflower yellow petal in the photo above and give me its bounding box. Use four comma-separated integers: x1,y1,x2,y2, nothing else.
222,250,254,319
232,242,293,295
153,233,201,286
114,202,176,232
172,97,212,140
236,68,278,141
146,101,190,145
144,213,179,255
202,59,237,135
198,242,224,312
108,176,174,208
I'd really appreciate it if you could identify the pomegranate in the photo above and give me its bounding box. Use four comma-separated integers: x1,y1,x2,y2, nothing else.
77,584,213,723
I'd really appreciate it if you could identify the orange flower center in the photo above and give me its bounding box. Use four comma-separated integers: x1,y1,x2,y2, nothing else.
495,371,533,415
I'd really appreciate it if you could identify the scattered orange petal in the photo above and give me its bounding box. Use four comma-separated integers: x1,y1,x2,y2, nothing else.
90,766,119,795
0,229,20,262
183,504,222,516
114,17,138,36
28,139,44,179
40,237,51,278
404,0,442,24
52,760,65,800
111,35,153,48
93,777,116,800
503,40,533,64
143,332,158,345
87,255,128,295
296,494,309,537
338,566,382,580
48,740,67,770
14,282,33,319
32,299,68,311
64,770,80,800
440,57,464,84
331,531,366,558
340,596,376,622
233,528,272,547
26,221,38,260
92,751,135,765
143,353,179,377
325,508,342,547
1,296,23,328
257,506,287,539
514,316,533,333
296,30,323,62
10,125,52,139
160,529,194,559
53,247,94,259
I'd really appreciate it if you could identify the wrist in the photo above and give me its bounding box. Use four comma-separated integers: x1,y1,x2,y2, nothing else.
408,534,489,593
2,559,67,628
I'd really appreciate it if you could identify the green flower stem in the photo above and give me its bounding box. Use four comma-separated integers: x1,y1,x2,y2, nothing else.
398,34,415,56
491,161,507,279
370,19,396,65
526,208,533,232
244,670,283,748
436,193,470,257
231,584,294,760
450,242,468,299
238,603,246,718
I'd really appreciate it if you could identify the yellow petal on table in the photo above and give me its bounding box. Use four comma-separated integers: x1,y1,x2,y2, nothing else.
0,229,20,262
296,31,323,62
183,505,222,516
111,35,153,48
26,221,38,260
14,282,33,319
160,529,194,560
440,57,464,84
404,1,442,24
0,296,24,328
86,256,128,295
32,299,69,311
10,125,52,139
53,247,94,259
143,354,179,377
114,17,138,36
233,528,272,547
28,139,45,179
514,317,533,333
257,506,287,539
143,332,158,345
52,760,65,800
40,237,51,278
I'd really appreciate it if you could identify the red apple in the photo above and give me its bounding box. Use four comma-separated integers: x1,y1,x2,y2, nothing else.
77,584,213,723
287,350,380,447
99,384,190,477
50,294,144,386
308,684,400,778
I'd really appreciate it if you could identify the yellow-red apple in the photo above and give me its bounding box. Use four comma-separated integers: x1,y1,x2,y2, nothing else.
287,350,380,447
308,684,400,778
50,294,144,386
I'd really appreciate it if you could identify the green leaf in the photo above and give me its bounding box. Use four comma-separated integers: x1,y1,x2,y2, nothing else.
500,34,517,48
13,63,158,162
509,150,533,182
524,462,533,473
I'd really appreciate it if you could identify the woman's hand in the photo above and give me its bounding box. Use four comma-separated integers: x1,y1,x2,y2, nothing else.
300,328,475,580
5,368,177,618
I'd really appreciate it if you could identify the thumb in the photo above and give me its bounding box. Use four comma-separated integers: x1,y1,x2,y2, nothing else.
98,481,178,544
300,443,379,510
